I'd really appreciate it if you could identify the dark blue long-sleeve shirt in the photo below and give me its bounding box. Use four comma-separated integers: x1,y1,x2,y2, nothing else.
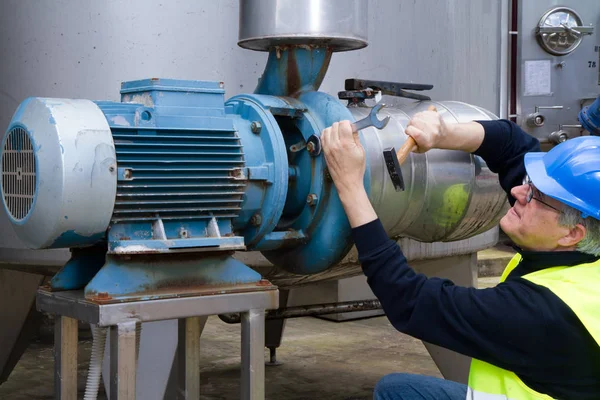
352,120,600,399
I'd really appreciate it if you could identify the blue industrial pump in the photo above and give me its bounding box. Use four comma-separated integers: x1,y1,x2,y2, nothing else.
0,48,373,302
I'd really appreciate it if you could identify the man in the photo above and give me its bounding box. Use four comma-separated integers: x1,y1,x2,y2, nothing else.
320,110,600,399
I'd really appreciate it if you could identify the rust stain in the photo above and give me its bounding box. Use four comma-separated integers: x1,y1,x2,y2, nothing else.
313,49,333,92
286,49,301,96
85,281,277,304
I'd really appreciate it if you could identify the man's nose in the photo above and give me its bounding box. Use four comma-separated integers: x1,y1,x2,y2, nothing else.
511,184,528,204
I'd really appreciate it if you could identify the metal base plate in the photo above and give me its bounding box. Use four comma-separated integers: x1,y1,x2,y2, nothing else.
37,287,279,327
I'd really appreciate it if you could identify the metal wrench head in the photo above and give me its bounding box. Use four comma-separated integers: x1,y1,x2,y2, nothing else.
369,103,391,129
353,103,391,132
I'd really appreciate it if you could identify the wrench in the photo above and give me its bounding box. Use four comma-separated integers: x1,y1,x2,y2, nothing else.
306,103,391,156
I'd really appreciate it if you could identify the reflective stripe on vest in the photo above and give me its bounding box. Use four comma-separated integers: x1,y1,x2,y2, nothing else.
467,254,600,399
467,387,519,400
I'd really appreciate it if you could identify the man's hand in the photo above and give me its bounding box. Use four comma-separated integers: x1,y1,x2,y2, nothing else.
405,107,485,153
405,107,448,153
321,120,366,194
321,120,377,228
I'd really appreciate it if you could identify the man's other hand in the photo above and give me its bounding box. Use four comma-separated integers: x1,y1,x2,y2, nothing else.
321,120,366,195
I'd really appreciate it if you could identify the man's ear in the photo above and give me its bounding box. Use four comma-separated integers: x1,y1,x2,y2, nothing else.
557,223,586,248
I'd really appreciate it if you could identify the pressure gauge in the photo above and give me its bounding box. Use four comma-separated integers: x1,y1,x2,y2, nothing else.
536,7,594,56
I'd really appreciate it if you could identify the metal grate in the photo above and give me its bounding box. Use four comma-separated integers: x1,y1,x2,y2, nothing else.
1,127,37,221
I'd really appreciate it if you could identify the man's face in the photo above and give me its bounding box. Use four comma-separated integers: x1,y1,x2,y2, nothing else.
500,179,572,251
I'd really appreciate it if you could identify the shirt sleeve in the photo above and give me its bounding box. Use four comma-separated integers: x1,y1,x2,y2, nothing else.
474,120,540,205
352,219,575,373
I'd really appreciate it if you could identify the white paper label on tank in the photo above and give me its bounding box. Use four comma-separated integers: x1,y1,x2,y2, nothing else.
523,60,552,96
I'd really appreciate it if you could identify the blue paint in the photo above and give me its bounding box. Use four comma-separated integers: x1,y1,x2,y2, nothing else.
48,114,56,125
255,47,332,96
84,253,262,301
50,246,106,290
261,90,372,274
50,230,105,248
226,94,290,247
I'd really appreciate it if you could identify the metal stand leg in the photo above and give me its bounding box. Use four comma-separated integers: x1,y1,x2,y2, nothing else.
265,289,288,367
110,321,138,400
241,309,265,400
176,316,207,400
54,316,78,400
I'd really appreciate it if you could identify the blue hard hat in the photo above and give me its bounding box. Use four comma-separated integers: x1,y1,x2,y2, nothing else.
525,136,600,220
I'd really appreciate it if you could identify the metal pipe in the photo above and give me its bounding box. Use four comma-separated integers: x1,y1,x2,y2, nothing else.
254,46,332,96
218,299,382,323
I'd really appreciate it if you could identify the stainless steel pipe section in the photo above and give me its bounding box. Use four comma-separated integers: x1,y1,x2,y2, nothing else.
352,101,508,242
238,0,368,52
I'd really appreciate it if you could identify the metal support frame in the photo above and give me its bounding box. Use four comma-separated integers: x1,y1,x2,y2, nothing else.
54,316,78,400
38,287,278,400
241,309,265,400
176,317,207,400
110,321,137,399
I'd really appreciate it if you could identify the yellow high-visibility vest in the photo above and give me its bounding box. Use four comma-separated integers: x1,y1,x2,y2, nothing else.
467,254,600,399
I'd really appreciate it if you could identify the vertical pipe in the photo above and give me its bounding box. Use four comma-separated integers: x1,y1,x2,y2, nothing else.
254,46,332,96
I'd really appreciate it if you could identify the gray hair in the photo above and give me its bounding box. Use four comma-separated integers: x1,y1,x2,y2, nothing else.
558,205,600,256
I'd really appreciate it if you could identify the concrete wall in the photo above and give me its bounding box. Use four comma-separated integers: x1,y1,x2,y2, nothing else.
0,0,503,251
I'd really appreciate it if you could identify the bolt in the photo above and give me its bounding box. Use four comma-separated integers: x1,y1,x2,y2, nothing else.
251,121,262,134
250,213,262,226
108,165,116,173
306,142,315,153
557,61,566,69
307,194,318,206
179,229,189,238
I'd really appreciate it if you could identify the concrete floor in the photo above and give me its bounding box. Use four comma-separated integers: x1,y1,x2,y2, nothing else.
0,315,441,400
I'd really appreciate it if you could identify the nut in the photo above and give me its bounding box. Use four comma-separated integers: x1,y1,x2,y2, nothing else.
306,142,315,153
251,121,262,134
250,213,262,226
306,194,318,206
